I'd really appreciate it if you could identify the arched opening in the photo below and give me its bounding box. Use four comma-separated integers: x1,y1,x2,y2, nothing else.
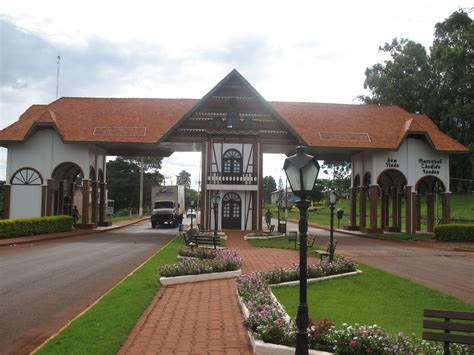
377,169,408,232
52,162,84,216
415,175,446,232
222,192,241,229
89,166,96,181
363,172,371,186
222,149,242,177
10,167,44,218
354,174,360,188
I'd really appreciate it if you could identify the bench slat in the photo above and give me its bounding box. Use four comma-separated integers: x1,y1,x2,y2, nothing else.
423,320,474,333
422,332,474,345
424,309,474,321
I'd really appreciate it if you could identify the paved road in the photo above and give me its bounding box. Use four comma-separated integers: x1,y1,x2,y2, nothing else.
0,221,176,354
284,221,474,304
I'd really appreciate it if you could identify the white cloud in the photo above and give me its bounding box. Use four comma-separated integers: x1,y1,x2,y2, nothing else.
1,1,472,181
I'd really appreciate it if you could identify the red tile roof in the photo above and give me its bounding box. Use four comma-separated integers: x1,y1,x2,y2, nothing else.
0,97,468,153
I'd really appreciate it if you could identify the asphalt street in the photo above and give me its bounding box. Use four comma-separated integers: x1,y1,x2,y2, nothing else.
0,220,176,354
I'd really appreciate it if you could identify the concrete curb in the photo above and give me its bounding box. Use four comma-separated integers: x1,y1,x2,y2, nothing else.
160,269,242,286
0,217,150,248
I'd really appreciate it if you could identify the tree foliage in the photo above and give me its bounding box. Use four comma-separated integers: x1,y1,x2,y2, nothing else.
321,161,351,197
176,170,191,188
361,10,473,191
263,176,277,204
106,157,164,212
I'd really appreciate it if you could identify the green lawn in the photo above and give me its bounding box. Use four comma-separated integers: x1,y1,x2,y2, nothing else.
272,263,474,337
268,193,474,231
247,235,322,251
37,236,185,355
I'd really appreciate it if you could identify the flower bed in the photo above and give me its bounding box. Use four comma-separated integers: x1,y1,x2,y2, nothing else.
177,247,218,259
159,248,242,278
237,259,472,354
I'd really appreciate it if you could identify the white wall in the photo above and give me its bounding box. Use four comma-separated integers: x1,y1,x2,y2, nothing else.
351,138,450,191
10,185,42,218
6,128,108,219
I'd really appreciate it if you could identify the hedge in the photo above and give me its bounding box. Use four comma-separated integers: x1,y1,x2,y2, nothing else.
434,224,474,242
0,215,73,239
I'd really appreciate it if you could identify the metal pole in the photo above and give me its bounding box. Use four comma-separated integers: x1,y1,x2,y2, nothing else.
139,157,144,217
330,203,335,262
56,55,61,99
213,202,218,249
295,196,310,355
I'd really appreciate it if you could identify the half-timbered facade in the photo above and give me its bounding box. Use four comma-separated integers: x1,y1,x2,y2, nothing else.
0,69,469,232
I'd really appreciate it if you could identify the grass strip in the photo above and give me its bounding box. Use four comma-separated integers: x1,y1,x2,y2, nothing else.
272,263,474,337
247,235,322,252
36,236,185,355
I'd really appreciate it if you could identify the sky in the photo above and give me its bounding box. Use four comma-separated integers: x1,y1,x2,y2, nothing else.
1,1,472,189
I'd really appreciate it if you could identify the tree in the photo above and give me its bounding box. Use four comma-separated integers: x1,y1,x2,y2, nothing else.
263,176,277,204
360,38,431,114
106,157,164,212
185,188,199,209
176,170,191,188
321,161,351,198
360,10,474,191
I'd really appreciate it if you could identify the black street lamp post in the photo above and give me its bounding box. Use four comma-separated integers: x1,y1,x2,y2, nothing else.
283,145,320,355
328,190,337,262
190,200,195,230
212,193,220,249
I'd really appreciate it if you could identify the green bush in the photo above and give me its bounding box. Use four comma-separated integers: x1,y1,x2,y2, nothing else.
0,215,73,239
434,224,474,241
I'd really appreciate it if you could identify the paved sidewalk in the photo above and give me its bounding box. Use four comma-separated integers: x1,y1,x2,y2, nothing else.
119,231,314,354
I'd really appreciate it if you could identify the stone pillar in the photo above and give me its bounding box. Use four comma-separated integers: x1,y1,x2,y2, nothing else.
46,179,54,216
58,180,64,215
91,180,98,224
426,193,435,232
405,186,412,234
391,188,397,228
98,182,111,227
411,192,418,234
359,186,367,228
76,179,95,229
344,187,359,230
69,182,75,215
416,194,421,231
397,193,403,229
3,185,11,219
380,189,386,230
369,185,378,232
442,193,451,224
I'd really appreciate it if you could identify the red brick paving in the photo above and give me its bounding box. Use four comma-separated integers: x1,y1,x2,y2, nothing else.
120,231,322,354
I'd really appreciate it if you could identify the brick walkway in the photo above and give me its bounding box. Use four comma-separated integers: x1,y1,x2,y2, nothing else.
119,231,316,354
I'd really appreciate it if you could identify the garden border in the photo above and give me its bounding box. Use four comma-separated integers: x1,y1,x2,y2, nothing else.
160,269,242,285
237,269,363,355
244,234,286,240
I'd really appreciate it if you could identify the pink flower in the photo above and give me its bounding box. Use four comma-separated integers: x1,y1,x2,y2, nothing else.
350,339,357,346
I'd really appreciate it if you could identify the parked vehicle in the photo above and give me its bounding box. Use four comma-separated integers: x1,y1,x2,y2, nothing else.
150,185,185,228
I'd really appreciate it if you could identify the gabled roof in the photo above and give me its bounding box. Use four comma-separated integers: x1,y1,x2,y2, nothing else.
0,70,469,153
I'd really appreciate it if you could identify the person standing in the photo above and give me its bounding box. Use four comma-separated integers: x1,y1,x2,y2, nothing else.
265,209,273,230
71,205,79,225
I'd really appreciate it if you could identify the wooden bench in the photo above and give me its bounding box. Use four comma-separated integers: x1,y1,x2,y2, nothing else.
422,309,474,354
314,240,338,261
294,233,317,250
186,229,221,249
264,225,275,234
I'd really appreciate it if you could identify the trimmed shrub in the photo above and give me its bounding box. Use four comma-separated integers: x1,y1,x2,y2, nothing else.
434,224,474,241
0,215,73,239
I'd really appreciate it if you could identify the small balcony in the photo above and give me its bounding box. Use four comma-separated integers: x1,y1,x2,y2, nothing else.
207,172,257,185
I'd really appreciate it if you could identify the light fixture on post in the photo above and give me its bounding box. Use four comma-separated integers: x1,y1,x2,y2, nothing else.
283,144,320,355
212,193,220,249
327,190,338,262
190,200,195,230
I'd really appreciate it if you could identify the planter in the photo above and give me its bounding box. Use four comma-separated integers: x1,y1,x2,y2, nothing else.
244,234,285,240
160,269,241,285
237,293,333,355
270,270,363,288
237,269,363,354
176,255,199,260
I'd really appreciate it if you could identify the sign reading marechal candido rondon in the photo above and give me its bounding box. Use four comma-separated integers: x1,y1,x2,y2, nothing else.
0,69,468,232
